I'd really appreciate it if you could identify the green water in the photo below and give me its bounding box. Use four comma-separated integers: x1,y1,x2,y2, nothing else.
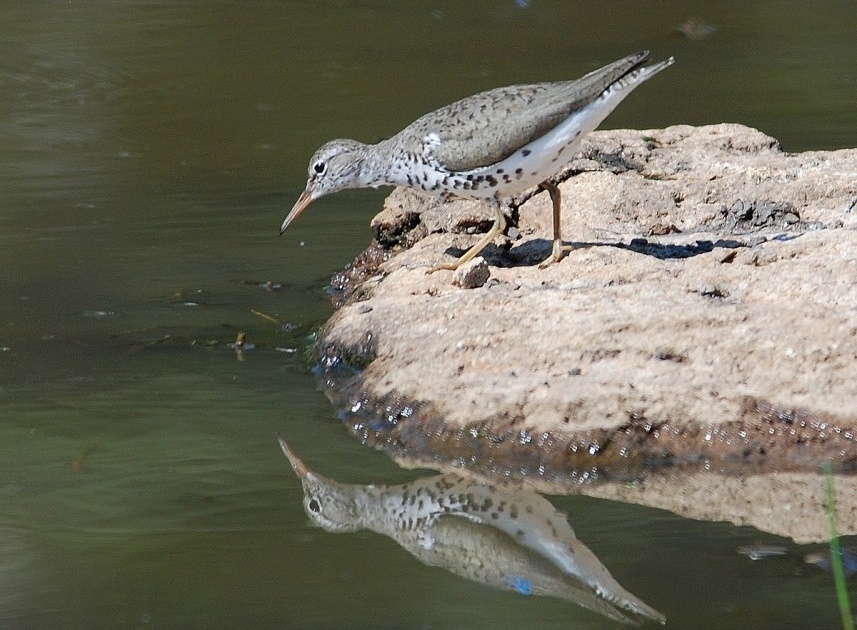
1,1,854,628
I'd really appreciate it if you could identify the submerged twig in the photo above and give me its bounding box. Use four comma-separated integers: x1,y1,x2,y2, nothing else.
250,309,282,325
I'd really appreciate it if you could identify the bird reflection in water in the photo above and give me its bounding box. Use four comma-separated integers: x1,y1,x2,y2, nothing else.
278,436,664,625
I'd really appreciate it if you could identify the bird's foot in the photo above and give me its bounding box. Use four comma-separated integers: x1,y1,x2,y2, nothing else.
427,245,485,274
538,241,574,269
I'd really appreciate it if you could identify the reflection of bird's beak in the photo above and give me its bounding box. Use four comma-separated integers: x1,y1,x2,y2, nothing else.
277,434,310,480
279,188,314,235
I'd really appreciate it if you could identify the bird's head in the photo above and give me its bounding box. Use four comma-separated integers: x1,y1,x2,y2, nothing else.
279,139,369,234
277,434,362,533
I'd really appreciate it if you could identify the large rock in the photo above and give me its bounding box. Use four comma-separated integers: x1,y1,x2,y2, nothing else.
320,124,857,543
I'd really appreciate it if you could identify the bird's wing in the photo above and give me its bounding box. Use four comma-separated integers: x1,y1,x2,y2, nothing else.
421,515,637,625
441,482,666,623
410,51,650,172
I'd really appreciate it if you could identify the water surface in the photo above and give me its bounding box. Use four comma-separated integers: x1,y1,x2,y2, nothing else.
1,1,855,628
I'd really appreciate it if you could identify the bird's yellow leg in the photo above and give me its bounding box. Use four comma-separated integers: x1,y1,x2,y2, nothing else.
538,180,572,268
429,204,507,272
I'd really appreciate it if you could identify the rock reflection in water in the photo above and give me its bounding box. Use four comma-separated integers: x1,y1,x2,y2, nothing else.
278,436,664,625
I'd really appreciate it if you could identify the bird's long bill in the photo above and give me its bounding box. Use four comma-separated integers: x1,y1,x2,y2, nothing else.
279,188,313,235
277,434,310,480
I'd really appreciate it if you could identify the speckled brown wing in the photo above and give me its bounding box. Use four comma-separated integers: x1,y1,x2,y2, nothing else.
409,51,650,172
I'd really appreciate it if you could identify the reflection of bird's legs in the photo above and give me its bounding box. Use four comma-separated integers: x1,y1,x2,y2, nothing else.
538,180,572,268
429,202,507,272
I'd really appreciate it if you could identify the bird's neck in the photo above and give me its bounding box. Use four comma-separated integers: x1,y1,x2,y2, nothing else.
370,137,442,191
356,138,401,189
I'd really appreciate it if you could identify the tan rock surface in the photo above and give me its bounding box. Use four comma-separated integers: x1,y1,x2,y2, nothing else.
319,124,857,542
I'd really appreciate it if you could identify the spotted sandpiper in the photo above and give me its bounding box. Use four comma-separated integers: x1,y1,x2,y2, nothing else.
281,51,673,270
277,435,664,623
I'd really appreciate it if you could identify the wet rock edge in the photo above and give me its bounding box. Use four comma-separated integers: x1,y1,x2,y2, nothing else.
313,124,857,542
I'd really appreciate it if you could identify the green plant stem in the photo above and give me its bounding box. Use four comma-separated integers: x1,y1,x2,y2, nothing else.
824,462,854,630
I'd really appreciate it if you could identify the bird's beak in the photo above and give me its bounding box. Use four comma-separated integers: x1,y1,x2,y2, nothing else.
279,188,314,235
277,434,310,480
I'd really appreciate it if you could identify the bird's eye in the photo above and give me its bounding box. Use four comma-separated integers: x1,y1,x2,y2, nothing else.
312,161,326,175
307,497,321,513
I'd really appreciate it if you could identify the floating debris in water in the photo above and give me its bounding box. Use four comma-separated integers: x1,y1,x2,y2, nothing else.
190,339,219,347
251,309,282,325
737,544,788,560
231,331,255,361
82,309,118,319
